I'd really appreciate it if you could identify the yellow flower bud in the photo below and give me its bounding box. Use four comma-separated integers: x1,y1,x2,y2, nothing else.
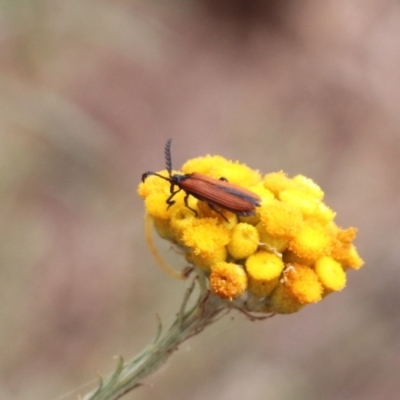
182,155,261,187
210,262,248,300
153,217,174,240
227,223,259,260
144,193,171,220
263,171,292,196
331,227,363,269
314,256,346,292
279,189,320,218
256,223,288,253
190,246,227,271
196,201,238,227
259,200,304,239
169,207,197,244
292,174,324,200
282,250,313,266
311,202,336,225
268,283,305,314
181,218,230,258
288,224,332,262
246,251,285,297
284,264,323,304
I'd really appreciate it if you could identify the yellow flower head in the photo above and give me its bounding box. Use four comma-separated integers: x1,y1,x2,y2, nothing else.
139,143,364,316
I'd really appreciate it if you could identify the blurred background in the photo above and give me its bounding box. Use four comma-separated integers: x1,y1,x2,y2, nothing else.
0,1,399,399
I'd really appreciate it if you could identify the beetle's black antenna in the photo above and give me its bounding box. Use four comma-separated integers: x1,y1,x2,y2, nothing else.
165,139,173,176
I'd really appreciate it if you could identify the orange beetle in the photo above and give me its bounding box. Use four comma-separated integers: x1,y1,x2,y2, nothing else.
142,139,261,220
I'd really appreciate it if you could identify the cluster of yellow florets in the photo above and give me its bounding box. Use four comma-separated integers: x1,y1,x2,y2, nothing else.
138,155,364,314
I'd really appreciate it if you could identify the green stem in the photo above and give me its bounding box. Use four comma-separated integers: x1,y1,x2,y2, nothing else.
81,279,227,400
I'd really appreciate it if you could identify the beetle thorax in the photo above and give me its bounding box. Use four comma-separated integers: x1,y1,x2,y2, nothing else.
170,174,191,184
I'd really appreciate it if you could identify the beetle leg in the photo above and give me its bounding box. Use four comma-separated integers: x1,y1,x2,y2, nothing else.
166,184,181,209
207,203,229,222
183,193,198,217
